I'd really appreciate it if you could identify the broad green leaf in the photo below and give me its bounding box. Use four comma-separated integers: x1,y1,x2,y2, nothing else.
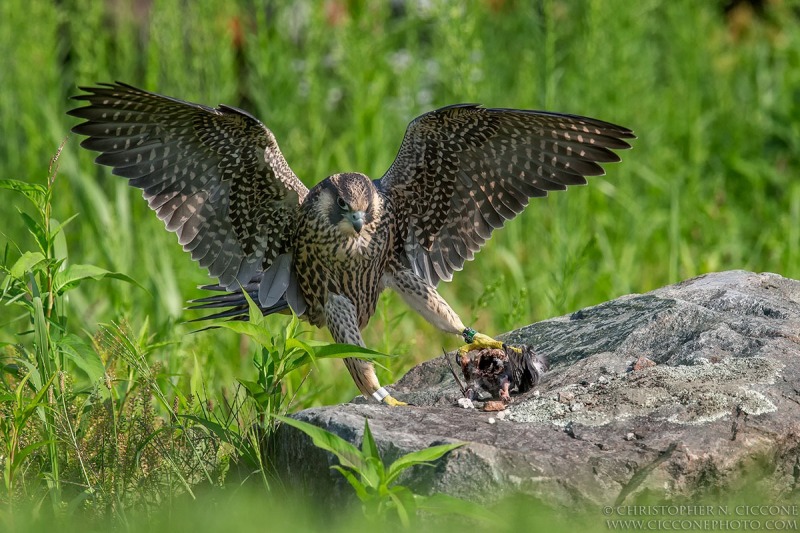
237,379,262,396
31,289,52,391
21,372,57,424
50,215,76,266
361,419,380,461
281,339,316,375
9,251,46,279
12,440,53,470
49,214,79,240
386,442,465,485
237,378,273,406
362,456,382,490
240,287,265,326
19,211,47,254
0,179,47,205
360,420,384,486
414,492,500,523
15,360,41,391
275,339,392,374
284,313,301,340
332,465,369,501
53,264,142,295
284,337,314,354
274,415,367,472
294,341,392,368
58,334,105,384
0,282,32,308
216,321,273,350
388,485,416,527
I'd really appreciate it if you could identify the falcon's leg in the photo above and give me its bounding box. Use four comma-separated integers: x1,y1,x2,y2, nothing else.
383,269,520,353
324,293,406,406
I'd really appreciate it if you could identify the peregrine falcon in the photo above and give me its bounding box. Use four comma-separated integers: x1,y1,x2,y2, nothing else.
68,82,634,406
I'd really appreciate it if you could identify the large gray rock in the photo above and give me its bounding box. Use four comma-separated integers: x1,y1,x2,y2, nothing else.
273,271,800,508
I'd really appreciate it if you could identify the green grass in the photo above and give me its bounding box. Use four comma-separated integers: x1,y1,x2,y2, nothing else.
1,0,799,530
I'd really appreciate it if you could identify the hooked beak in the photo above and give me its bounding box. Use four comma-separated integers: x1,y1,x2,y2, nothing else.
347,211,366,233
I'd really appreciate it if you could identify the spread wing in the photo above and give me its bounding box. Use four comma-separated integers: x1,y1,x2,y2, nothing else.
379,105,635,285
68,82,308,290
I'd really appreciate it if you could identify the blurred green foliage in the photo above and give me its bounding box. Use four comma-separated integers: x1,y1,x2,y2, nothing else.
2,0,799,395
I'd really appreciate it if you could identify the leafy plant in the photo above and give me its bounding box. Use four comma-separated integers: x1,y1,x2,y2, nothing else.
0,142,140,333
0,370,56,495
276,415,497,527
216,291,390,417
0,144,211,519
188,291,392,484
0,142,140,507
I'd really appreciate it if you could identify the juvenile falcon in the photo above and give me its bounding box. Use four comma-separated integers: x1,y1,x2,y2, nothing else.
68,82,634,406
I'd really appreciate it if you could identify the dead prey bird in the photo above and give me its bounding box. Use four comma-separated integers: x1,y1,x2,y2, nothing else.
450,345,548,402
68,82,633,405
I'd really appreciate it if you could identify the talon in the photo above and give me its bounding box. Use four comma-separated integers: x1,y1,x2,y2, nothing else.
502,343,523,354
471,332,502,349
383,395,408,407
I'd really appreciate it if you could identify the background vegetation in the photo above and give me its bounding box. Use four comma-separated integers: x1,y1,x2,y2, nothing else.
1,0,798,531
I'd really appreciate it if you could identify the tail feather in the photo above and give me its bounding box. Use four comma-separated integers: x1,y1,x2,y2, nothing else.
187,276,290,323
190,292,255,307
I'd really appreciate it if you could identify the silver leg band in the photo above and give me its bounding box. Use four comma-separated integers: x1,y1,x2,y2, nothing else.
372,387,390,402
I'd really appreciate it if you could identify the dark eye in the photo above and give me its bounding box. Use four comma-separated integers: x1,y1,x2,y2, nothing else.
336,197,348,209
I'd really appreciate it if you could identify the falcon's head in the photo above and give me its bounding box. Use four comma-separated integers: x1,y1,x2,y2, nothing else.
318,172,381,237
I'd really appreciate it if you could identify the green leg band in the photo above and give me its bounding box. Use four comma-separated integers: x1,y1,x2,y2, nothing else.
462,327,477,343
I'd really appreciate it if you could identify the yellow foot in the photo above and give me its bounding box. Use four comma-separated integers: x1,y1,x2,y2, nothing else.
458,330,522,355
383,395,408,407
372,387,407,406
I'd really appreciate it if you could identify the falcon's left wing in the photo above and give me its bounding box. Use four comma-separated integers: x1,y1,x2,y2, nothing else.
379,105,634,285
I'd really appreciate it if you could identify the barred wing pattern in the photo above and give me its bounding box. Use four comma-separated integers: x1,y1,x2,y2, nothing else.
68,82,308,290
380,105,635,285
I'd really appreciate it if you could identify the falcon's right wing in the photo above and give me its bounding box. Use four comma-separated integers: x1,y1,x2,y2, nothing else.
69,82,309,291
